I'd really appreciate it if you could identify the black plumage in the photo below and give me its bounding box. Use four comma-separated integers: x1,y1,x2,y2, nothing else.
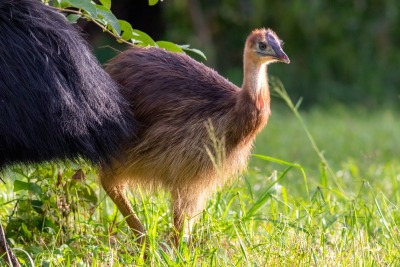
0,0,136,169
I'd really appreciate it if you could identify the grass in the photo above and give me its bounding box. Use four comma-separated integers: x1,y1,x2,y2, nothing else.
1,87,400,266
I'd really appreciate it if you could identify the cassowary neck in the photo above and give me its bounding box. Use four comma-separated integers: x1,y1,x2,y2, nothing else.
241,56,269,111
225,53,270,148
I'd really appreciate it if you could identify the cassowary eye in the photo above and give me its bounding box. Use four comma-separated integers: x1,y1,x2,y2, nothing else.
258,42,267,50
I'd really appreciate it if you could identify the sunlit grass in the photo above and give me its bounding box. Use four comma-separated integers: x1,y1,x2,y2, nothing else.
1,89,399,265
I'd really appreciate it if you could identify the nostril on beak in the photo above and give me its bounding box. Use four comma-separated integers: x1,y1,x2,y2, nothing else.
281,54,290,64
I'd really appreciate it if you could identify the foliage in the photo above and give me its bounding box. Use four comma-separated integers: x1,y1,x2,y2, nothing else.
2,164,98,254
163,0,400,107
49,0,206,59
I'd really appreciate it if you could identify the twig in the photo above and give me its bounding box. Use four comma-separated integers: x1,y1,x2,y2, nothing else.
0,223,20,267
52,7,135,47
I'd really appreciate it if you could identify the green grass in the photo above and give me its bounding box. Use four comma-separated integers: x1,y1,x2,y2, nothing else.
1,92,400,266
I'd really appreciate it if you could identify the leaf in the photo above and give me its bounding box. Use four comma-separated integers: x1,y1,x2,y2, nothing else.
119,22,157,46
13,180,42,196
95,5,121,35
156,41,184,53
61,0,97,17
81,184,98,204
31,200,44,214
66,14,81,23
132,29,156,46
43,218,59,234
119,20,135,40
180,45,207,60
50,0,62,8
99,0,111,9
21,223,32,238
69,183,98,204
148,0,159,6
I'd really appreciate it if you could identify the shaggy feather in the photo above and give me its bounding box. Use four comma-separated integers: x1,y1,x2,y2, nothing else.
104,48,260,190
0,0,137,168
101,28,289,244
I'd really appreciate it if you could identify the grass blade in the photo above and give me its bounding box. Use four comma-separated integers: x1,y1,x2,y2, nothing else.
244,167,291,220
253,154,309,195
270,77,344,194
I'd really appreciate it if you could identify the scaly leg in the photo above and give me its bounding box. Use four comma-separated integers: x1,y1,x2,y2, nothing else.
100,172,146,244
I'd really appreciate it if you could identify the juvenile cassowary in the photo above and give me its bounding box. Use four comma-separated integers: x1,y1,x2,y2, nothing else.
102,28,289,244
0,0,136,169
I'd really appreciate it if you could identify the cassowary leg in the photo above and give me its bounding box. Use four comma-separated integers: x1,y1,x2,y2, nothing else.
171,188,205,245
100,173,146,244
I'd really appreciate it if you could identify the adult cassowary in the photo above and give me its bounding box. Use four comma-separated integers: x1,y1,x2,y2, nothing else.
0,0,136,169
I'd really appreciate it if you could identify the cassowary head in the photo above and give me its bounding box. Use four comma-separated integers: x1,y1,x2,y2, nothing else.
245,28,290,65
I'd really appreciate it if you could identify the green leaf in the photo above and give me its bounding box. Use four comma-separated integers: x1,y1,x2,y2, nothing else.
180,45,207,60
44,218,59,234
80,184,98,204
61,0,97,17
50,1,62,8
156,41,184,53
13,180,42,196
21,223,32,239
119,20,135,40
66,13,81,23
95,5,121,35
99,0,111,9
31,200,44,214
69,182,98,204
132,29,156,46
148,0,159,6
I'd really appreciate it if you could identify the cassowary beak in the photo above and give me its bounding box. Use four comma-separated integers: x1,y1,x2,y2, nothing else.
281,55,290,64
277,52,290,64
268,33,290,64
272,43,290,64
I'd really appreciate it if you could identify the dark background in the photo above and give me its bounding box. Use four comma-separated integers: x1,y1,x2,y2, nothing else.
85,0,400,109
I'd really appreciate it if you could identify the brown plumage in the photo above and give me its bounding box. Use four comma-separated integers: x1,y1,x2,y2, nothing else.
101,28,289,244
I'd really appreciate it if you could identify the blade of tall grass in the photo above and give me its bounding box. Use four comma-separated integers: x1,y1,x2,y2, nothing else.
270,77,345,194
233,224,250,267
253,154,308,195
159,249,175,266
244,167,291,220
365,182,394,240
